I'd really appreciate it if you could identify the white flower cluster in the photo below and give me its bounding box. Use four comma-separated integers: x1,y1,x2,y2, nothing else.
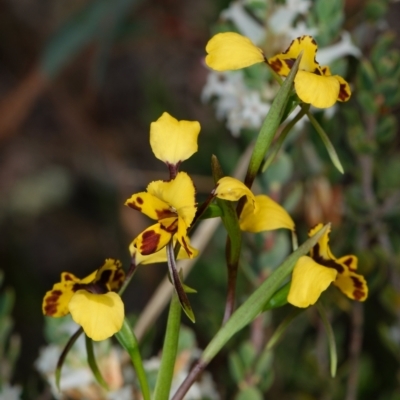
202,0,361,136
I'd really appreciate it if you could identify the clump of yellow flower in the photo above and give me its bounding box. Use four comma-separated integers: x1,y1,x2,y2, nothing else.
42,259,125,341
288,224,368,307
205,32,351,109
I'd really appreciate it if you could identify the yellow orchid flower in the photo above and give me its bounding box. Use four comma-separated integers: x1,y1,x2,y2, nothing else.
214,177,294,232
125,172,198,258
288,224,368,308
150,112,201,166
268,36,351,108
42,259,125,341
205,32,265,71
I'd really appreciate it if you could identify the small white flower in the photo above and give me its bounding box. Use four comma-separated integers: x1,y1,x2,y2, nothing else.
221,0,265,44
317,31,361,65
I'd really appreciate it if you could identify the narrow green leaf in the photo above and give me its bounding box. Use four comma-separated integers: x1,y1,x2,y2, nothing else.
306,111,344,174
316,302,337,377
56,327,83,390
115,319,151,400
40,0,109,78
200,224,330,364
245,54,302,188
153,293,181,400
85,336,109,390
265,308,304,351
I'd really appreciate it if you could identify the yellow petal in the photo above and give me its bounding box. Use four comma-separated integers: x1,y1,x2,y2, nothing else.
294,70,340,108
334,270,368,301
239,195,295,232
337,255,358,271
42,280,76,317
205,32,264,71
134,223,173,255
94,259,125,291
268,35,320,76
150,112,201,165
147,172,196,227
309,223,344,270
335,75,351,102
214,177,255,206
68,291,124,341
130,239,196,265
176,217,198,259
287,256,337,308
125,192,173,221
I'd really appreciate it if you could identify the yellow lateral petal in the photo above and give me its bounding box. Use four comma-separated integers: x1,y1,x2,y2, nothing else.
214,177,255,206
150,112,201,165
147,172,197,227
334,270,368,301
94,259,125,291
295,70,340,108
130,239,195,265
69,291,124,341
125,192,173,221
287,256,337,308
239,194,295,232
176,217,198,259
135,223,172,255
205,32,265,71
268,35,320,76
335,75,351,102
42,280,76,317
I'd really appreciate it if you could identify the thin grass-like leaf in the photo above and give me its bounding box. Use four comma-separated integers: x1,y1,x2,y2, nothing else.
55,327,83,390
316,302,338,377
115,319,151,400
85,335,109,390
306,111,344,174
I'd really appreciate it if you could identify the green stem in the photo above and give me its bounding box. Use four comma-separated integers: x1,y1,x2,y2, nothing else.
316,302,338,377
153,293,182,400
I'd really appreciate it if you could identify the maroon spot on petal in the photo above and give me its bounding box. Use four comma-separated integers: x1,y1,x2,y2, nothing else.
97,269,112,285
136,196,144,205
284,58,296,69
353,289,365,300
140,230,162,255
350,276,364,289
156,209,176,220
269,58,283,72
282,38,296,55
161,218,178,233
313,68,322,75
64,274,73,281
321,66,328,75
343,257,354,268
312,243,345,273
311,37,317,45
43,290,63,316
338,83,350,101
